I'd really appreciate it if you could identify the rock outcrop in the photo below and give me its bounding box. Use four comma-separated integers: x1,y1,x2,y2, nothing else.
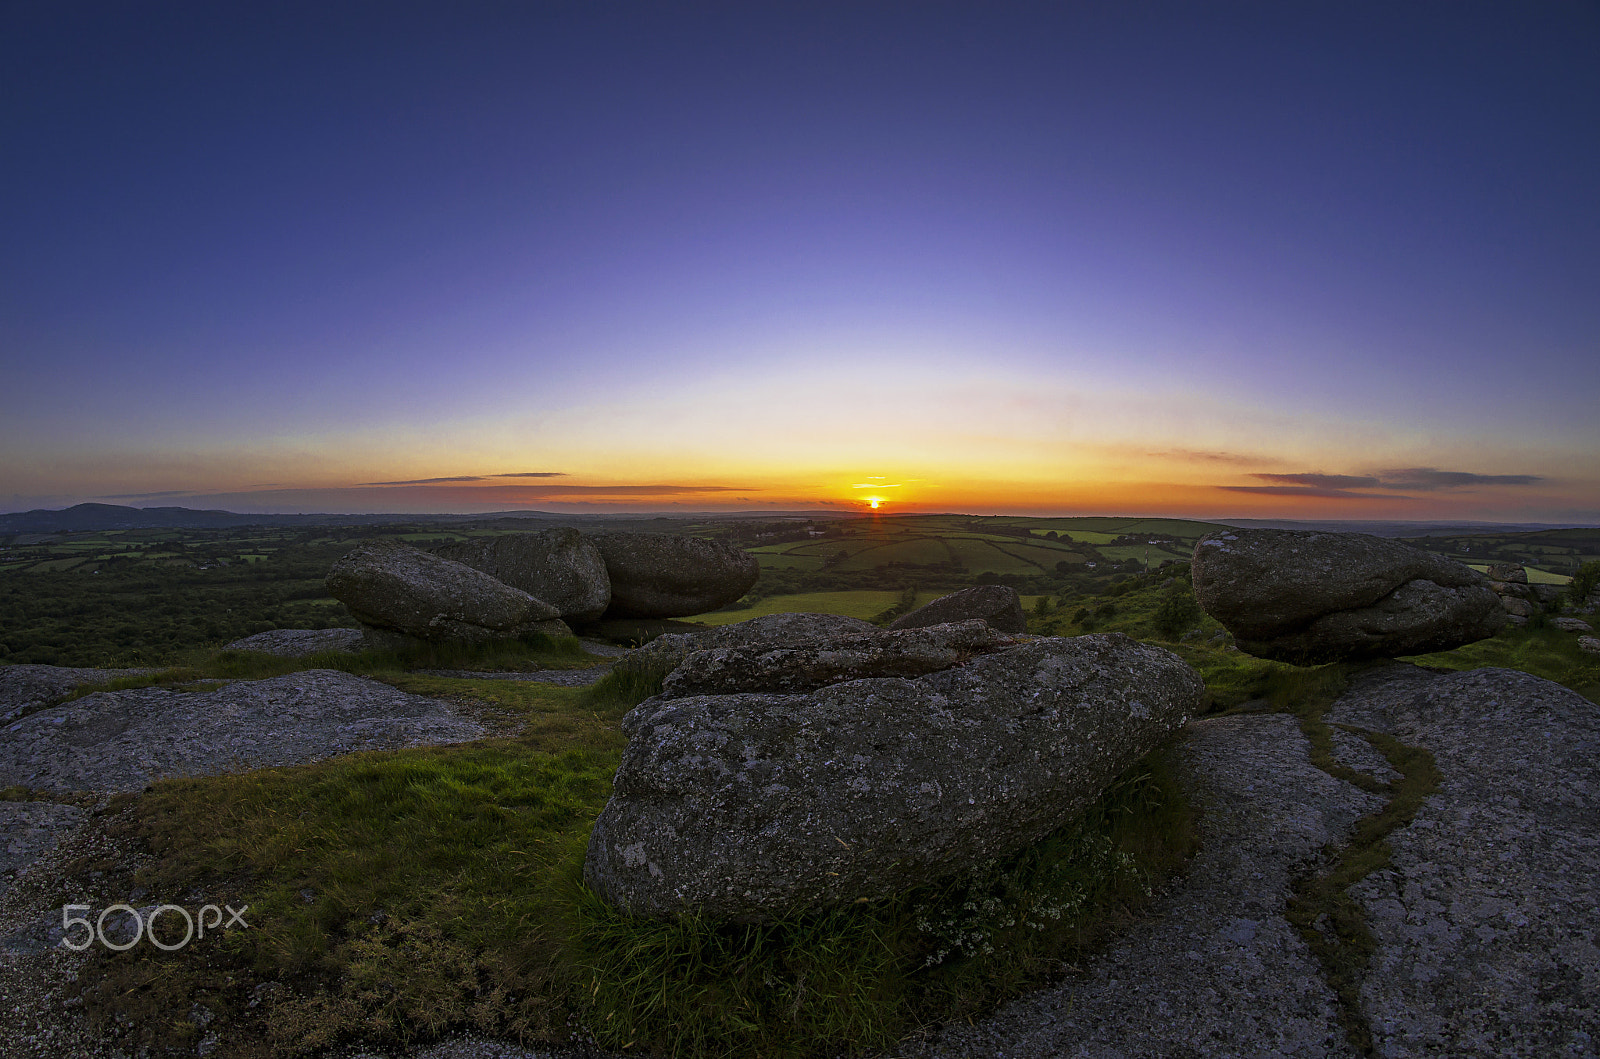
584,633,1202,921
922,712,1378,1059
223,628,364,657
887,584,1028,633
924,662,1600,1059
0,664,153,725
1191,528,1504,664
588,532,760,619
0,670,485,793
1326,665,1600,1058
661,619,1018,697
612,611,880,680
432,529,611,623
326,539,565,644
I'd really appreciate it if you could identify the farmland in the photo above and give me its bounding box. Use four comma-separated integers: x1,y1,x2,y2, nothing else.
2,512,1593,669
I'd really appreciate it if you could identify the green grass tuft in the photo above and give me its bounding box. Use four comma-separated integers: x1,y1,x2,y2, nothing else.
581,659,671,709
56,634,603,706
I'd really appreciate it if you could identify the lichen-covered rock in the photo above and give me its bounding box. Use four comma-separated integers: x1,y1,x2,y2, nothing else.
661,619,1018,696
0,671,485,793
1500,596,1534,618
1191,529,1504,664
432,529,610,622
326,539,561,643
588,532,759,618
0,664,154,725
1486,562,1527,583
613,611,879,680
223,628,364,657
584,633,1202,921
1326,665,1600,1058
887,585,1028,633
1490,580,1535,600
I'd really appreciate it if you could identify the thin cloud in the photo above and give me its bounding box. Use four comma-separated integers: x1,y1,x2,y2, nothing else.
1219,485,1407,500
95,489,201,500
1251,473,1382,489
1374,467,1544,491
510,484,751,495
360,472,566,486
362,476,486,486
1148,449,1258,464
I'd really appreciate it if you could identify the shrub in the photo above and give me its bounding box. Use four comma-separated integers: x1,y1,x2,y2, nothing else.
1569,560,1600,608
1153,586,1202,639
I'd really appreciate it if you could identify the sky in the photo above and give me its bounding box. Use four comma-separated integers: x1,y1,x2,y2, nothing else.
3,1,1597,522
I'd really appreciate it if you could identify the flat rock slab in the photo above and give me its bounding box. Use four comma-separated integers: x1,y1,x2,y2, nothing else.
660,619,1017,696
222,628,364,656
0,670,486,793
921,713,1377,1059
0,664,154,724
1328,665,1600,1058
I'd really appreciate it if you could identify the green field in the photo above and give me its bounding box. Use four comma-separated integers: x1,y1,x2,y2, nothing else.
1464,563,1571,585
697,590,922,625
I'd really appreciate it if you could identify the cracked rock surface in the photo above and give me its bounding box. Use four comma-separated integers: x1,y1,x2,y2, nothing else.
914,713,1376,1059
1328,665,1600,1059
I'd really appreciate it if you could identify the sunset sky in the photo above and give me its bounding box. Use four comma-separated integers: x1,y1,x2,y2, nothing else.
3,2,1596,522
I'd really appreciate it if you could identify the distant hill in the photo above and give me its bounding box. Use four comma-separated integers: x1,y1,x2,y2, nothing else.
0,503,469,533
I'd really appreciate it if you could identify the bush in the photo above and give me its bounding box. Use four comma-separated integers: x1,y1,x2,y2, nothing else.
1569,560,1600,608
1153,586,1202,639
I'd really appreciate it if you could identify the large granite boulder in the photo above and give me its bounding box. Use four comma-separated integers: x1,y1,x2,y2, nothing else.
1191,529,1504,664
326,540,563,644
612,611,881,680
588,532,759,619
432,529,611,622
584,633,1202,921
661,619,1019,697
886,584,1028,633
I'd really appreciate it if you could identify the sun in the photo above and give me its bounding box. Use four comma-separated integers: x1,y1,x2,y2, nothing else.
867,497,882,509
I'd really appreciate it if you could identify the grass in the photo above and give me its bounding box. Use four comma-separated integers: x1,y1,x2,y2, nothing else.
67,630,1199,1059
1400,621,1600,704
695,590,920,626
77,690,622,1057
55,634,601,705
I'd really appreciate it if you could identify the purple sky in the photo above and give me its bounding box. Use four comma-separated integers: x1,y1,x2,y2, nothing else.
3,2,1597,520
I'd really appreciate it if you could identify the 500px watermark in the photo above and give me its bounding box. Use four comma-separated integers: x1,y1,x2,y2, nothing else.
60,903,250,951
